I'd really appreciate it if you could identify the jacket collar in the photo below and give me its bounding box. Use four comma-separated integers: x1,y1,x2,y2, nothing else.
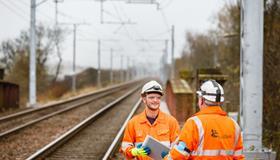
139,109,165,125
194,106,227,116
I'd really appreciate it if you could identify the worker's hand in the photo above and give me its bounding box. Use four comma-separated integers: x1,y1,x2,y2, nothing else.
175,141,191,153
136,143,151,154
176,141,186,151
161,150,168,158
131,144,151,156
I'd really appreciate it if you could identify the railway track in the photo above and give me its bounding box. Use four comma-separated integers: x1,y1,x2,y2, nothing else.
0,80,138,138
0,80,144,160
27,86,142,160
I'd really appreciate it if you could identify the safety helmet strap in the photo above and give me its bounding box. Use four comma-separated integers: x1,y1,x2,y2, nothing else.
210,80,221,102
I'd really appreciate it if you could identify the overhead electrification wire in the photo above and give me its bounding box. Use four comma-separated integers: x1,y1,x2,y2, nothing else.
147,29,170,38
112,2,150,51
112,2,134,40
159,9,169,30
119,2,167,53
112,2,126,22
15,0,54,22
158,0,173,9
58,11,85,23
101,1,123,22
118,2,130,21
103,10,124,22
0,0,29,22
156,0,173,36
6,1,29,17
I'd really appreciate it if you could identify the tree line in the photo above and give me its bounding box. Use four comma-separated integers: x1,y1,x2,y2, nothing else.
0,24,125,106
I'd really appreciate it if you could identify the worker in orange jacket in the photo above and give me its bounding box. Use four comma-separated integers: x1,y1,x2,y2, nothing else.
121,80,180,160
162,80,244,160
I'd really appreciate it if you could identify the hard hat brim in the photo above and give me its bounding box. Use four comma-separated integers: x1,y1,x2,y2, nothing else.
196,91,203,96
202,95,224,103
142,90,163,96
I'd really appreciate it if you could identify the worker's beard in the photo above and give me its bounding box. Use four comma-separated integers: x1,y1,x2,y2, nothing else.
147,103,160,111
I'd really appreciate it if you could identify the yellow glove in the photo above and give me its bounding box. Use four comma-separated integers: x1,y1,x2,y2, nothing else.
131,145,151,156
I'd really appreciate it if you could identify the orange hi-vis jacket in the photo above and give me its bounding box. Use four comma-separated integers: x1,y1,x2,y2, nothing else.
165,106,244,160
121,109,180,160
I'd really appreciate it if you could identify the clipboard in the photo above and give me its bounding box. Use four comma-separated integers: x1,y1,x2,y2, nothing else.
142,135,170,160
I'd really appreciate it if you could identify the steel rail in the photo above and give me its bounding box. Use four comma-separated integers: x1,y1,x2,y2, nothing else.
102,98,142,160
26,86,140,160
0,89,118,138
0,79,140,122
0,80,143,138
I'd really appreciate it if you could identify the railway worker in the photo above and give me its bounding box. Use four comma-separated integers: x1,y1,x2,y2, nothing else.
121,80,180,160
162,80,244,160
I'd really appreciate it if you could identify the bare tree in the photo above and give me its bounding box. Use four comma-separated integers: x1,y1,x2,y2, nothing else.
263,0,280,157
0,24,65,105
52,27,64,83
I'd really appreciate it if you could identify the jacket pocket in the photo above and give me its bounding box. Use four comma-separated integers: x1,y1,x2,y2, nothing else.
135,130,146,142
136,130,143,137
157,127,169,136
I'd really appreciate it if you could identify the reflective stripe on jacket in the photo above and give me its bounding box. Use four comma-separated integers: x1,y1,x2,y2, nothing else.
121,109,180,160
166,106,244,160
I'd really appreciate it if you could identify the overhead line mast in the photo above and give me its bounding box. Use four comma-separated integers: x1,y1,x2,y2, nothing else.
241,0,276,158
29,0,36,107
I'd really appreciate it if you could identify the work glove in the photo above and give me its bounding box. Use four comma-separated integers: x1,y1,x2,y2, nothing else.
176,141,186,151
161,142,186,158
131,143,151,157
161,150,168,158
176,141,191,153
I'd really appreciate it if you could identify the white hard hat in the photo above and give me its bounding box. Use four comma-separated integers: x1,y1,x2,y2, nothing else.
196,80,224,102
141,80,163,96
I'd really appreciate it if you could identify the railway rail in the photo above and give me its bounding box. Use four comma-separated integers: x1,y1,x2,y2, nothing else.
27,86,142,160
102,95,142,160
0,80,144,160
0,80,139,138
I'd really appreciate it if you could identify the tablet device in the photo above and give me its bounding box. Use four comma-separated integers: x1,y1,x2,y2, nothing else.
142,135,170,160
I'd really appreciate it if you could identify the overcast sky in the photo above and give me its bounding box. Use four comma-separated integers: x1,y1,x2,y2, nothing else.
0,0,229,75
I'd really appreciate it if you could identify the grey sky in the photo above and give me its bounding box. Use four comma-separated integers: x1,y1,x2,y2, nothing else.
0,0,227,74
